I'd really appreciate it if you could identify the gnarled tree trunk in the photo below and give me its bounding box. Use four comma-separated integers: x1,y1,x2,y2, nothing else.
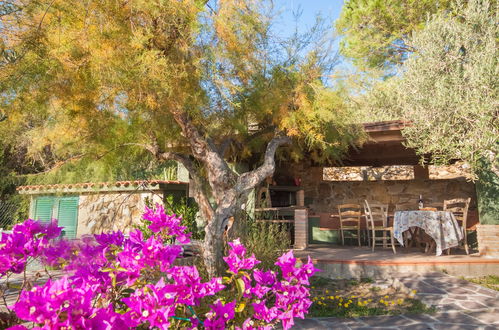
147,110,291,277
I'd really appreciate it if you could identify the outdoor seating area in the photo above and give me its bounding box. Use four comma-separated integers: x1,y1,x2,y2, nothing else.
1,1,497,328
332,198,471,256
256,198,473,256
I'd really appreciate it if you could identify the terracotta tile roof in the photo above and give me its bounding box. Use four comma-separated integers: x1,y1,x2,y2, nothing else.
17,180,187,193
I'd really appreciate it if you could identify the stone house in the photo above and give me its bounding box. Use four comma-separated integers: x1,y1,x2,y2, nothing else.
17,180,188,238
257,120,496,257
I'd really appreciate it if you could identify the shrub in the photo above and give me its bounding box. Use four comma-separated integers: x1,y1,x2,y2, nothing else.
241,217,292,272
0,205,317,329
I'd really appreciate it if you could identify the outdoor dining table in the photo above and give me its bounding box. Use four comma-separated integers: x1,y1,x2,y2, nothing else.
393,210,463,256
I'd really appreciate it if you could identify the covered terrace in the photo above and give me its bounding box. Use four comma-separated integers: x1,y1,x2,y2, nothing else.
255,120,498,278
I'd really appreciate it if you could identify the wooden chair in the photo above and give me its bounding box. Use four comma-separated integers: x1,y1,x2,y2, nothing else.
364,200,396,254
444,197,471,254
337,204,361,246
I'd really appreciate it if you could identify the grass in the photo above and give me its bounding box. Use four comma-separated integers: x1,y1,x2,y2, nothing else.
462,275,499,291
308,276,436,318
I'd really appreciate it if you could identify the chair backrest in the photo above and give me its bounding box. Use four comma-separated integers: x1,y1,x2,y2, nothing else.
338,204,361,228
364,200,388,228
443,198,471,227
426,203,443,211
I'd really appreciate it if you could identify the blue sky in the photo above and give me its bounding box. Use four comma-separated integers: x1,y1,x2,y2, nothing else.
274,0,344,31
272,0,350,70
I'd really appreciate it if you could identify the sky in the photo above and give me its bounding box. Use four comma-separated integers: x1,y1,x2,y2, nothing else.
274,0,345,32
272,0,351,71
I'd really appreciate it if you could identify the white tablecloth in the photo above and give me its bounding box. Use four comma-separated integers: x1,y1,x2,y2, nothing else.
393,211,463,256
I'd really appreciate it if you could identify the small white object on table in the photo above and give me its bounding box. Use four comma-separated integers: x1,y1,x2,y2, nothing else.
393,210,463,256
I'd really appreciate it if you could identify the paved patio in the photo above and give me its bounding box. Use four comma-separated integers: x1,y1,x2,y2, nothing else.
294,272,499,329
295,245,499,278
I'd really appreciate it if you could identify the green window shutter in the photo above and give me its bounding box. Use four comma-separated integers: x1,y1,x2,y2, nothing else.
57,197,79,239
34,197,55,223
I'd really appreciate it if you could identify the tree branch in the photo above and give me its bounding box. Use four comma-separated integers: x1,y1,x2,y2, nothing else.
124,141,216,220
156,151,216,221
235,135,291,193
218,125,276,157
170,110,236,197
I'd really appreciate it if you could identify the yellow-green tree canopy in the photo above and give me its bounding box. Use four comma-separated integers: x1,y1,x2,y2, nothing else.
1,0,360,180
0,0,362,275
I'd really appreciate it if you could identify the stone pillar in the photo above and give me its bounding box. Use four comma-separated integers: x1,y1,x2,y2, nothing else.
476,224,499,257
413,165,429,180
294,208,308,250
309,167,324,182
296,189,305,207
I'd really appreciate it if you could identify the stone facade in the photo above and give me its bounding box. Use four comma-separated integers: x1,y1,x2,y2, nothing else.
274,162,478,231
294,208,309,249
324,165,414,181
323,163,471,182
77,192,163,236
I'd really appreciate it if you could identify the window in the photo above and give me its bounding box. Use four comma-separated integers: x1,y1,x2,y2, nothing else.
323,166,414,181
429,163,471,180
33,196,79,239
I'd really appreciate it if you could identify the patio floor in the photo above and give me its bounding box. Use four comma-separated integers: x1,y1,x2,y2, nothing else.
294,272,499,329
295,245,499,279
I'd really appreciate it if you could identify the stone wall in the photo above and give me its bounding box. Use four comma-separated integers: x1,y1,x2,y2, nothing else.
323,163,471,182
77,192,163,236
275,162,478,230
324,165,414,181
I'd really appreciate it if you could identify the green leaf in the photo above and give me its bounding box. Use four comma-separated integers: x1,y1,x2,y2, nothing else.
101,267,115,273
235,278,245,299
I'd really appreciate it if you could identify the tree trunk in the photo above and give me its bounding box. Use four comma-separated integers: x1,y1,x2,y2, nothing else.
202,212,225,277
201,201,235,276
158,110,292,277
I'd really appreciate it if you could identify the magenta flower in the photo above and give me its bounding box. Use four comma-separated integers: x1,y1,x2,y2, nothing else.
223,238,261,273
94,231,125,247
40,239,75,268
0,219,63,275
142,205,191,244
5,207,318,330
12,276,97,328
122,278,175,330
253,269,276,286
164,266,225,305
252,300,278,323
204,299,236,329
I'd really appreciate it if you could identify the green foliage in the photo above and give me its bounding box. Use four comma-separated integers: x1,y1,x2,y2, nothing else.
476,164,499,225
308,277,436,317
462,275,499,291
0,148,30,228
0,0,361,182
238,215,291,272
355,0,498,178
337,0,453,72
164,195,203,240
137,195,203,241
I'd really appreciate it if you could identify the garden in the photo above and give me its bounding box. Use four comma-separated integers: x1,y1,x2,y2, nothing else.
0,205,318,329
0,204,442,329
308,277,434,318
0,0,497,328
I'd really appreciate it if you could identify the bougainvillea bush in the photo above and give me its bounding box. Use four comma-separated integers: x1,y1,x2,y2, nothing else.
0,205,317,329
